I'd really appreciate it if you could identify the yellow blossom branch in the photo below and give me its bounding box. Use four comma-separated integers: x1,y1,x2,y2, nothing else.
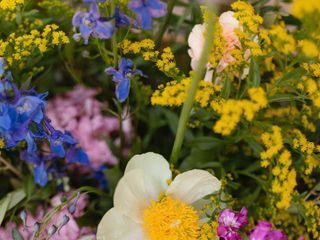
170,3,216,165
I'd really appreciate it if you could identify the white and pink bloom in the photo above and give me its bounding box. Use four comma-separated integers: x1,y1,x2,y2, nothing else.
97,152,221,239
188,11,249,83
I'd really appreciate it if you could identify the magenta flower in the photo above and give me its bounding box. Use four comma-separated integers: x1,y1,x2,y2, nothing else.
217,207,248,240
249,221,287,240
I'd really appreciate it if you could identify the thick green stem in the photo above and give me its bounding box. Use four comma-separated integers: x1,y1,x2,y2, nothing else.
170,5,216,165
155,0,177,47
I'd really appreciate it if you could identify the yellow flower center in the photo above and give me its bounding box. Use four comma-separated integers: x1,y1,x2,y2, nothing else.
142,196,200,240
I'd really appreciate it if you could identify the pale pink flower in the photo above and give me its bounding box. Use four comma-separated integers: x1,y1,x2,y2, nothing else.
188,11,249,83
46,85,133,168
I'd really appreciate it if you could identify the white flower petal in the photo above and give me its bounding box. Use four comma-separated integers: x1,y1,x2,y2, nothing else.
97,207,144,240
114,169,164,223
188,24,206,61
219,11,240,29
125,152,172,193
166,170,221,204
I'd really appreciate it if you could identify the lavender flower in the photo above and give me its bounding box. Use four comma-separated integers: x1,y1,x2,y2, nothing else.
105,58,144,102
217,207,248,240
72,3,113,44
128,0,166,29
249,221,287,240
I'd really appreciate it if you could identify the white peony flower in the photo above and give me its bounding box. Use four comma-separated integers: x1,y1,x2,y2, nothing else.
97,152,221,240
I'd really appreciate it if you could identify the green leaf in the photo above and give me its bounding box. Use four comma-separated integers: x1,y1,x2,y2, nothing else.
0,189,25,225
187,136,228,151
12,228,23,240
0,194,11,226
276,67,305,86
248,57,261,87
268,94,305,103
221,77,231,98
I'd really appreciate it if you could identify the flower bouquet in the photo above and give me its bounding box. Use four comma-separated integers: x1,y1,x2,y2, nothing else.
0,0,319,239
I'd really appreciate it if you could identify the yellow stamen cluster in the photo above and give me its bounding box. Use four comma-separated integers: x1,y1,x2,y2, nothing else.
0,24,69,69
213,87,267,136
270,150,297,210
260,126,283,167
269,23,296,55
151,78,221,108
143,196,200,240
0,0,23,10
121,39,179,78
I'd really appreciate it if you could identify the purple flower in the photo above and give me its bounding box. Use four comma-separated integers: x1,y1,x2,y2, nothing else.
249,221,287,240
72,3,114,44
218,207,248,240
105,58,144,102
128,0,166,29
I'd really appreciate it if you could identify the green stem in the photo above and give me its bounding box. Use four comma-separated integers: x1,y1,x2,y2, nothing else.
0,155,22,179
110,0,118,67
170,4,216,165
155,0,177,47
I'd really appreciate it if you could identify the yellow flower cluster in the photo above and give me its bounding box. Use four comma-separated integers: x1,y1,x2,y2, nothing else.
270,150,297,210
121,39,179,78
207,19,226,69
303,63,320,78
151,78,221,108
0,138,5,149
291,129,319,175
302,200,320,239
260,126,283,167
269,23,296,55
298,40,319,58
38,0,74,17
297,76,320,108
264,106,298,119
0,24,69,68
213,87,268,136
0,0,23,10
231,1,263,34
199,221,218,240
291,0,320,19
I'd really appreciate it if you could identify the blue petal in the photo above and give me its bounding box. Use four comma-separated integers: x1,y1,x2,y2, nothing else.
50,139,65,157
90,3,100,19
137,8,153,29
66,147,89,165
116,78,130,102
80,24,93,44
94,21,114,39
34,162,48,187
25,132,37,153
119,58,133,74
0,58,5,76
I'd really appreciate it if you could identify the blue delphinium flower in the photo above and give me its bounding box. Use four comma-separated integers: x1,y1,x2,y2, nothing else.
0,58,5,76
0,73,90,186
72,2,114,44
105,58,144,102
115,7,138,29
128,0,167,29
